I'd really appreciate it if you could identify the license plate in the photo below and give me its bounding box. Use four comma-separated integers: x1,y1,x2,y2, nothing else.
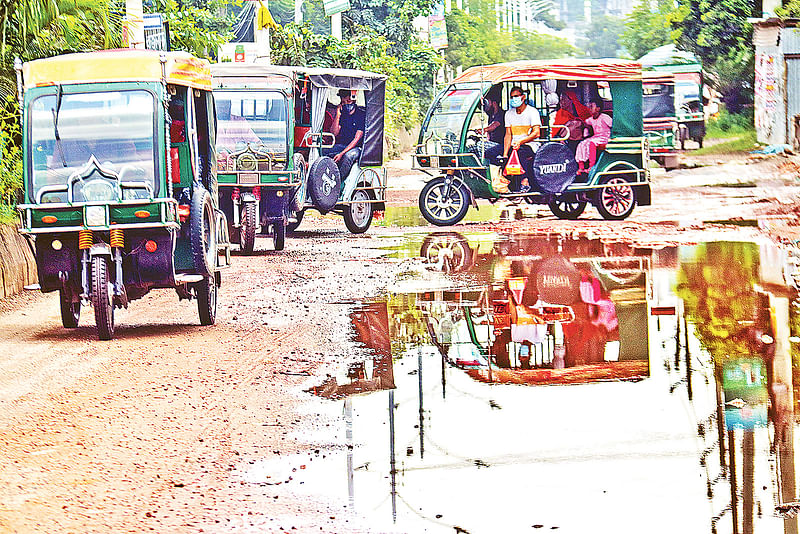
239,172,259,184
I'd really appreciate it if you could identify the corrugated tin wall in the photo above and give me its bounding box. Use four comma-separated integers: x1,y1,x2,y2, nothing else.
755,24,786,144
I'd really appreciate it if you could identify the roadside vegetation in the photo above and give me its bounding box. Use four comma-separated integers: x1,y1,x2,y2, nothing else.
693,109,758,156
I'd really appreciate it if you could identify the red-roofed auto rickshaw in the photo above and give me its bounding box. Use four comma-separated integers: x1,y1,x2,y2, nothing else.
15,50,231,340
413,59,651,224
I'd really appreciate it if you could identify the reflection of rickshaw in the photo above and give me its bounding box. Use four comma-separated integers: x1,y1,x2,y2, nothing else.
211,66,388,249
642,72,679,170
413,60,651,223
414,231,653,384
16,50,231,340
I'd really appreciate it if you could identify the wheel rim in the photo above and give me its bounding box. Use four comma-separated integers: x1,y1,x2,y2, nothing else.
601,178,634,216
425,182,464,221
350,191,371,227
425,238,468,272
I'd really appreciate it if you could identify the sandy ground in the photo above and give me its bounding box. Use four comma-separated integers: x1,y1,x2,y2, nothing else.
1,150,800,533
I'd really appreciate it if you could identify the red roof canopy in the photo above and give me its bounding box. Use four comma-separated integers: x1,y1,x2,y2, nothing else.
452,59,642,84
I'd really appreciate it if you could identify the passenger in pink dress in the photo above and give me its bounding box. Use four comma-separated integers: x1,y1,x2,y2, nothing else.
576,98,612,174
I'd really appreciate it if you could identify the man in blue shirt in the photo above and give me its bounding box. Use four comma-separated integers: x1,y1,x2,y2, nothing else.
323,89,366,179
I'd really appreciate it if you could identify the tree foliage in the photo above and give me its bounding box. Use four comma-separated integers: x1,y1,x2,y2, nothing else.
620,0,675,60
669,0,753,112
444,7,578,70
144,0,238,59
579,15,625,58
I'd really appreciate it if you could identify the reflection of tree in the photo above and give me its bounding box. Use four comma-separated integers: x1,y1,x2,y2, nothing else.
676,242,760,363
387,293,430,356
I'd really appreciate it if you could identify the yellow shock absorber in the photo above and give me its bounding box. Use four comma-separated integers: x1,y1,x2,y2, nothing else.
78,229,93,250
110,227,124,248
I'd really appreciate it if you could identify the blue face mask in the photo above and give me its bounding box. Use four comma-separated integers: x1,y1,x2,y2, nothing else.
510,96,523,108
344,103,355,113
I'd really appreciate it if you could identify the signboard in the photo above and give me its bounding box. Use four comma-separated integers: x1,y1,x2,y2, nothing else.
428,15,448,50
143,13,169,51
323,0,350,16
235,44,245,63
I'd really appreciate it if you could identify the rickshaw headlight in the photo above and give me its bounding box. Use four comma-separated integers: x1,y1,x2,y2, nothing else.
85,206,107,227
51,239,62,250
82,179,116,202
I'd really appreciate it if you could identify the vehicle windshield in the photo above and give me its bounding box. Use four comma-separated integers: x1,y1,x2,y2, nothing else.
29,89,156,202
421,86,482,153
214,90,288,158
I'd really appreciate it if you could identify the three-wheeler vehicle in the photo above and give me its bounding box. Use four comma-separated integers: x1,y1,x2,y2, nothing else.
16,50,231,340
211,64,387,248
413,59,651,223
642,71,679,170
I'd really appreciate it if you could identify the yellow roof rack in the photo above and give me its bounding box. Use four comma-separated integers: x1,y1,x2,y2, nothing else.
23,49,212,91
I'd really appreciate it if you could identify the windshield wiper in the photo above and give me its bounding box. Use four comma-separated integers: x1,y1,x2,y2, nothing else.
51,84,66,167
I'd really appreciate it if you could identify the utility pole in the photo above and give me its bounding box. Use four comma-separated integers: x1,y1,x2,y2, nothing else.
331,12,342,39
125,0,145,48
295,0,303,24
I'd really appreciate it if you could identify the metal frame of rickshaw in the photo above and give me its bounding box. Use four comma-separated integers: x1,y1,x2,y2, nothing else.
413,60,652,223
15,50,231,340
211,65,304,251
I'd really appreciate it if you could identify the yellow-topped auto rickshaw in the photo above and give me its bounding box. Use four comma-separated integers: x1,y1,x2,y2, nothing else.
15,50,231,340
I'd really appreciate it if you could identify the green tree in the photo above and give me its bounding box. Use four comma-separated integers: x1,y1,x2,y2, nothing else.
669,0,753,112
580,14,625,58
145,0,237,59
620,0,675,60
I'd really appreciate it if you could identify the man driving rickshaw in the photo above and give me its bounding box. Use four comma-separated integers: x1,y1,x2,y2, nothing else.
413,59,651,224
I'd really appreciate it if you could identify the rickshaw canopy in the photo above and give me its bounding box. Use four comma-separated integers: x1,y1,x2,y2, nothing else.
23,50,212,90
452,59,642,84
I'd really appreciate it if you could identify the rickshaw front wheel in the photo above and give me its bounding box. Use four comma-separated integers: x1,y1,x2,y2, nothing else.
548,196,587,220
419,177,470,227
91,256,114,340
59,289,80,328
273,223,286,251
344,189,374,234
190,187,217,276
196,275,217,326
240,201,257,254
596,176,636,221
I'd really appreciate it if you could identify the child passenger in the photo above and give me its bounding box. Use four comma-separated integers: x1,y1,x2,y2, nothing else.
575,97,612,174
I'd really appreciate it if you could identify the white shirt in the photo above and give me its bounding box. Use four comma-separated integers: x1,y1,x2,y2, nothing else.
505,105,541,147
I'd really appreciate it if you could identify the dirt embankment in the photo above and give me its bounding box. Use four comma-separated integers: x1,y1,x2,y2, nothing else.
0,224,37,299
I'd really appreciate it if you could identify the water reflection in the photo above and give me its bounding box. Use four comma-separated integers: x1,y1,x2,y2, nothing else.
291,232,800,533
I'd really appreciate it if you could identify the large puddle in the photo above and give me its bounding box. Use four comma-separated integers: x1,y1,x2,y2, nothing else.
250,230,800,533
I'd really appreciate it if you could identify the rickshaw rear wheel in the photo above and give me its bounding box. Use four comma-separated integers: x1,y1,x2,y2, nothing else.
596,176,636,221
419,177,470,227
240,201,256,254
91,256,114,340
344,189,374,234
548,196,587,220
59,289,80,328
190,187,217,276
273,223,286,251
196,275,217,326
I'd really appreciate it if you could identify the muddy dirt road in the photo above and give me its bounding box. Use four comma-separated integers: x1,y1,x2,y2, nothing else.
1,153,800,533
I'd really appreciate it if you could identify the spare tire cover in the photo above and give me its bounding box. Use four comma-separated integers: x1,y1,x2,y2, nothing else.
532,142,578,194
308,157,341,214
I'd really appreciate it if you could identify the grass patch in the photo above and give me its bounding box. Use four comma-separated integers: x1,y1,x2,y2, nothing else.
0,205,17,225
702,180,757,188
692,130,760,156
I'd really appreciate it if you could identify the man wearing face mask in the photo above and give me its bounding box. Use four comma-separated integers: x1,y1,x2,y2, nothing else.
322,88,366,180
474,89,506,165
503,86,541,192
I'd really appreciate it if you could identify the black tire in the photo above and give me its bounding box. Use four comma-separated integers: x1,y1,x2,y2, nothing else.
307,157,341,214
344,189,374,234
190,187,216,276
697,138,703,148
91,255,114,340
595,175,636,221
419,177,470,227
273,222,286,251
196,275,217,326
240,201,256,254
59,289,80,328
548,196,587,220
420,232,473,273
287,210,304,232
